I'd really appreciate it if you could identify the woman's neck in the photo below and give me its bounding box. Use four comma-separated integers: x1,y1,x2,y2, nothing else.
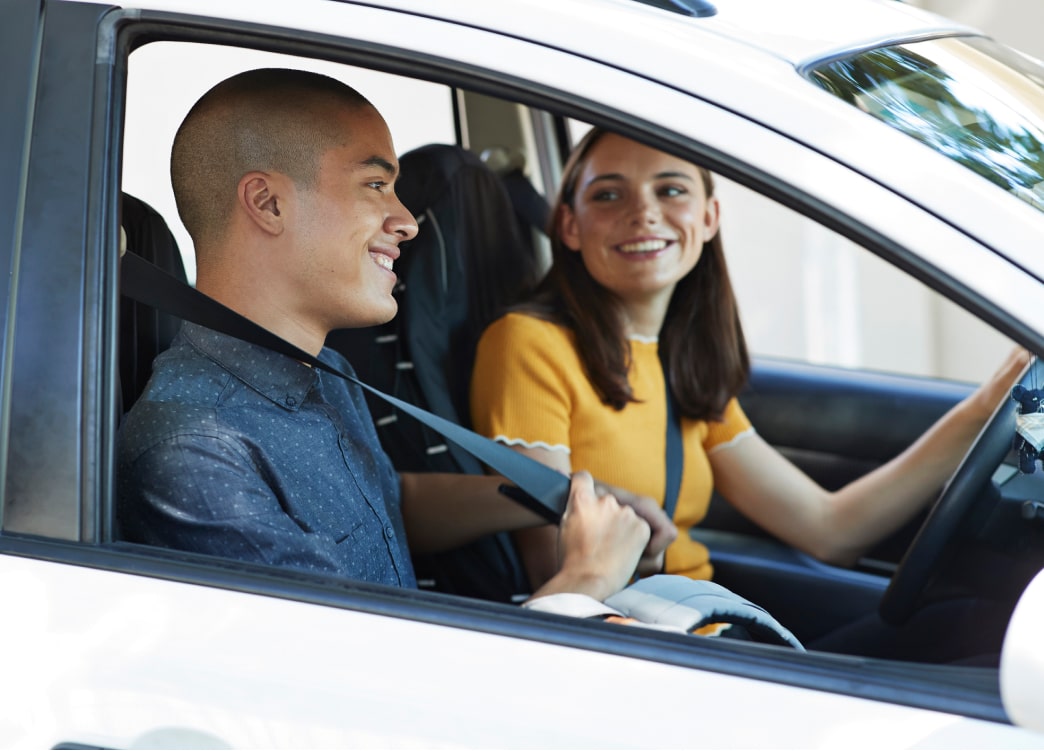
620,294,671,339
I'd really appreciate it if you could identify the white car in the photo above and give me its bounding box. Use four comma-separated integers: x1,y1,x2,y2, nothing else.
3,0,1044,747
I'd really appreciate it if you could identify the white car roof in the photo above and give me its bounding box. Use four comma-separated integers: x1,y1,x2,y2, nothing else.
670,0,975,65
356,0,980,66
121,0,980,67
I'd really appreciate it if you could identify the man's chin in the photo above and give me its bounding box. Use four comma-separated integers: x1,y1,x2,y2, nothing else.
336,300,398,330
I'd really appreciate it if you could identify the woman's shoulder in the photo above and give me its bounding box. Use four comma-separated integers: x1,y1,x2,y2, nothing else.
485,310,573,344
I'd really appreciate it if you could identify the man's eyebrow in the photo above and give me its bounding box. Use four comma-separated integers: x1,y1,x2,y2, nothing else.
359,155,398,176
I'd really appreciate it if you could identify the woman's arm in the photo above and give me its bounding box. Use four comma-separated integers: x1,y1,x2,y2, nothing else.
504,446,572,590
710,348,1029,566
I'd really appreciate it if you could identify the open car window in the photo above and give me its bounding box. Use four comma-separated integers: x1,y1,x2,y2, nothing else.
113,25,1028,650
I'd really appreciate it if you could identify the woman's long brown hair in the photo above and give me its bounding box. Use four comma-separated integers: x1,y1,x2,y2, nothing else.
519,127,749,421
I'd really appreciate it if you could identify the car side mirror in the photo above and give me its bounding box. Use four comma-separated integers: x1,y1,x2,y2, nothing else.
1001,567,1044,733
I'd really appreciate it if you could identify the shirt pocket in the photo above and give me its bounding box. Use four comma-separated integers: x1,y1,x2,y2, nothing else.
333,520,365,545
289,496,367,544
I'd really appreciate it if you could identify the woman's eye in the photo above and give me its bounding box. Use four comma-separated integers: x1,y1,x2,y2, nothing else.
591,189,619,202
658,185,687,198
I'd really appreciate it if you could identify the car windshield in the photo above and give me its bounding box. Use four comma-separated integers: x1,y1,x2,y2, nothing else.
807,36,1044,213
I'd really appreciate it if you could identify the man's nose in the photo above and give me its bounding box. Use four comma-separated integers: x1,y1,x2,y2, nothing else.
388,195,419,241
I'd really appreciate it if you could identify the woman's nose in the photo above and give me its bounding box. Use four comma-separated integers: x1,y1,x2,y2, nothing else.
630,192,660,224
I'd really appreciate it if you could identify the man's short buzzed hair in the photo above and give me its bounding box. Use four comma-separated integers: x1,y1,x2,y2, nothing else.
171,68,374,248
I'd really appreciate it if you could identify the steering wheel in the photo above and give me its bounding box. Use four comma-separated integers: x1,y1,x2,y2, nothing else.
879,357,1037,626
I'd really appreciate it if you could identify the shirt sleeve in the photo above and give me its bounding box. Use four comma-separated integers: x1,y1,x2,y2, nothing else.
118,428,378,576
704,397,755,453
470,313,574,453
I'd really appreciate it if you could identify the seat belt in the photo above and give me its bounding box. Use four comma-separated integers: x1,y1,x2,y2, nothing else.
661,349,682,522
119,251,568,524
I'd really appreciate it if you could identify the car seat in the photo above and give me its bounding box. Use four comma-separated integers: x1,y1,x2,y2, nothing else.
119,192,188,415
326,143,548,602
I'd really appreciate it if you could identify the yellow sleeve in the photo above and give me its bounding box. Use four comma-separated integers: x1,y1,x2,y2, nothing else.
470,313,578,451
703,397,754,452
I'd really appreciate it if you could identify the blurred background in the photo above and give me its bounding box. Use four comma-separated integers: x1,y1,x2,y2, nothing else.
912,1,1044,58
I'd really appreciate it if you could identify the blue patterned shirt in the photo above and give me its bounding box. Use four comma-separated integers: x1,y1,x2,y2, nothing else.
117,322,416,587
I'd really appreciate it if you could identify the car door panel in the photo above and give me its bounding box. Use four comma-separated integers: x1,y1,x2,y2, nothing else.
1,544,1023,748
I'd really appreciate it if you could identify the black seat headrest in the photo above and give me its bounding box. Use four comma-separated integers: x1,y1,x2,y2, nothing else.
119,193,187,413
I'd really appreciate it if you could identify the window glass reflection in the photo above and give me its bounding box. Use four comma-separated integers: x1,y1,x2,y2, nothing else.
809,37,1044,212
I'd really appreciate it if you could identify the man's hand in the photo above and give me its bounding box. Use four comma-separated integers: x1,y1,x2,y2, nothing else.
531,471,651,602
596,481,677,576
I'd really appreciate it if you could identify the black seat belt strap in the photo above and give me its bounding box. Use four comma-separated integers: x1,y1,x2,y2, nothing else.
661,348,683,522
119,251,568,523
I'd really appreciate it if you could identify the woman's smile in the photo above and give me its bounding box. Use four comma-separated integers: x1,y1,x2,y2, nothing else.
614,237,674,254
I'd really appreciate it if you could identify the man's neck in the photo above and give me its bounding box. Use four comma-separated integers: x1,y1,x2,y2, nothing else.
195,275,327,357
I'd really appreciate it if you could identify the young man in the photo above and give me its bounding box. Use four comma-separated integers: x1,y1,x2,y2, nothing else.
117,68,672,603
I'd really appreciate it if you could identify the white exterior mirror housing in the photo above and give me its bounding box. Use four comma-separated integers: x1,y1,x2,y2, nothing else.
1001,567,1044,733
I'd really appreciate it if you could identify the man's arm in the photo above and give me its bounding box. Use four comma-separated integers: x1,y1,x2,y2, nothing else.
399,470,650,602
398,472,546,554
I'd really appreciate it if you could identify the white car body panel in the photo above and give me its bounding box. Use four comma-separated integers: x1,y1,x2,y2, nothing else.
3,554,1041,749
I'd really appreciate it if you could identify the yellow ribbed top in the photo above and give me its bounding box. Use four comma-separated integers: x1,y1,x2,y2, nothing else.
471,312,753,580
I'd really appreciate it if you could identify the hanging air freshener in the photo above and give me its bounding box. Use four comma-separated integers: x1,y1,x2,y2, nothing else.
1012,384,1044,474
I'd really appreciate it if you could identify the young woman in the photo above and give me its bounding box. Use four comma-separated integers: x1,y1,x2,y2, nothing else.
470,127,1027,590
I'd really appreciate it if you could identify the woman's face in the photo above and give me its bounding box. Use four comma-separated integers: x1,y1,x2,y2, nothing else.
561,134,719,312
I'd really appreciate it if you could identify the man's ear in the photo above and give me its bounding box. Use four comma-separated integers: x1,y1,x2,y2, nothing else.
560,205,582,252
239,172,285,236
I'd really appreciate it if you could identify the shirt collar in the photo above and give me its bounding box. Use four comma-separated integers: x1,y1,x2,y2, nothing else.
181,321,320,410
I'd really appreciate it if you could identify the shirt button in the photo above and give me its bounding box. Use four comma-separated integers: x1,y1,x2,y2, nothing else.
384,525,395,538
285,395,297,407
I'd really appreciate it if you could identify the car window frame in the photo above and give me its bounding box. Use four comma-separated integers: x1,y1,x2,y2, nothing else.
0,0,45,534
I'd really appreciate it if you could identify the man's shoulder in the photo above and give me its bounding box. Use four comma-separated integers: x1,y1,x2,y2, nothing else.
118,395,235,464
119,331,241,458
130,343,232,412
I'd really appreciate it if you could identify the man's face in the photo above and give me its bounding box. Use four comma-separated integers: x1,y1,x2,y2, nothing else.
288,104,418,332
